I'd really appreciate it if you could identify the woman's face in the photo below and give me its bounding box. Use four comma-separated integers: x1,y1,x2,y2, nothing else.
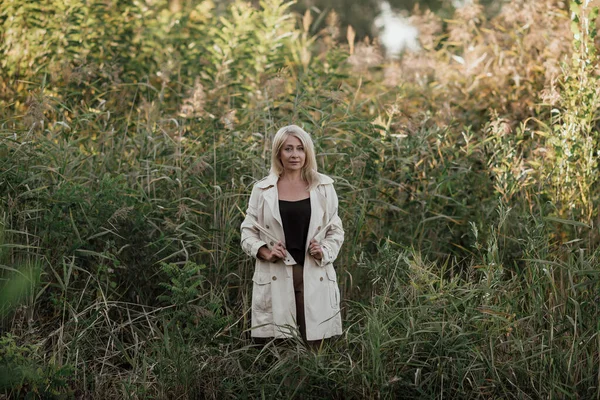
279,134,306,172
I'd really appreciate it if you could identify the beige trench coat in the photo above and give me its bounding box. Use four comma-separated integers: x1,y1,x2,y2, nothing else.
240,172,344,340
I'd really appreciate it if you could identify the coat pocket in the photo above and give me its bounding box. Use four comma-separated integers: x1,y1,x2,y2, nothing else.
325,267,340,309
252,272,272,313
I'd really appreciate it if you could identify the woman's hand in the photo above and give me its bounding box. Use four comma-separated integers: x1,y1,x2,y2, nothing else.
309,239,323,260
258,242,286,263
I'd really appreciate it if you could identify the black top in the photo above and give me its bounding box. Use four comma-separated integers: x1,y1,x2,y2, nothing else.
279,197,311,267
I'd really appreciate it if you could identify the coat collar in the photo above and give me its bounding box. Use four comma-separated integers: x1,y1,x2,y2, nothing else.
255,172,334,189
257,172,334,236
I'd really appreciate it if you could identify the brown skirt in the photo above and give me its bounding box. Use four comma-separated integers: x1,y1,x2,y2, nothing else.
292,264,306,340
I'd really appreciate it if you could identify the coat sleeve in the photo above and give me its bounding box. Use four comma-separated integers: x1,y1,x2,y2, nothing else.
240,184,268,259
315,184,344,266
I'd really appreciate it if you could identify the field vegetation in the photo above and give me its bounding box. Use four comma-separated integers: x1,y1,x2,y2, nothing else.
1,0,599,398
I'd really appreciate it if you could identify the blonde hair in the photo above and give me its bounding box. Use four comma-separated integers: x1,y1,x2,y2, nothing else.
270,124,319,189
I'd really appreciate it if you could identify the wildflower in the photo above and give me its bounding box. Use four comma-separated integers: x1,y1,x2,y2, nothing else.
409,8,442,50
455,2,484,23
383,64,402,87
544,60,562,84
448,22,472,44
23,93,48,130
163,217,179,232
176,203,190,220
448,1,484,43
179,77,206,119
264,76,286,99
347,41,384,72
108,207,134,224
488,117,512,137
385,102,401,117
398,52,436,85
540,82,561,106
324,10,340,41
220,109,237,131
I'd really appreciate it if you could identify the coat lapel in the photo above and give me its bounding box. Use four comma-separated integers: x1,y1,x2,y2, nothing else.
263,186,283,228
258,172,333,252
306,184,327,251
257,174,283,229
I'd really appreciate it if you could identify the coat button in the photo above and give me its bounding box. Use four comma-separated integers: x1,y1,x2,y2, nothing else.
270,241,274,246
320,277,323,281
317,226,321,230
272,276,277,281
266,225,270,229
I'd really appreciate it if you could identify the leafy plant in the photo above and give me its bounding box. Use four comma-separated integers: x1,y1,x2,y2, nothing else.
0,334,74,399
1,0,599,397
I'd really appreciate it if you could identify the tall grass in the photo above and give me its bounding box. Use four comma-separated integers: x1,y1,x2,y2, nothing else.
1,0,599,398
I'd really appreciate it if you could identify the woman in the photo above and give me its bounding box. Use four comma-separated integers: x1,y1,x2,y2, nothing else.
240,124,344,342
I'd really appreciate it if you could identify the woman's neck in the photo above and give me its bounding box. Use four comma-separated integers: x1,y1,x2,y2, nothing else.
280,170,304,183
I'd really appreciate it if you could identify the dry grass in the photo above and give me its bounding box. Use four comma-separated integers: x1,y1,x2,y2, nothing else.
1,0,599,398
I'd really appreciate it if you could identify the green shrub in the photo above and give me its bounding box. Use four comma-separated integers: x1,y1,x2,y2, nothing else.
0,334,74,399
